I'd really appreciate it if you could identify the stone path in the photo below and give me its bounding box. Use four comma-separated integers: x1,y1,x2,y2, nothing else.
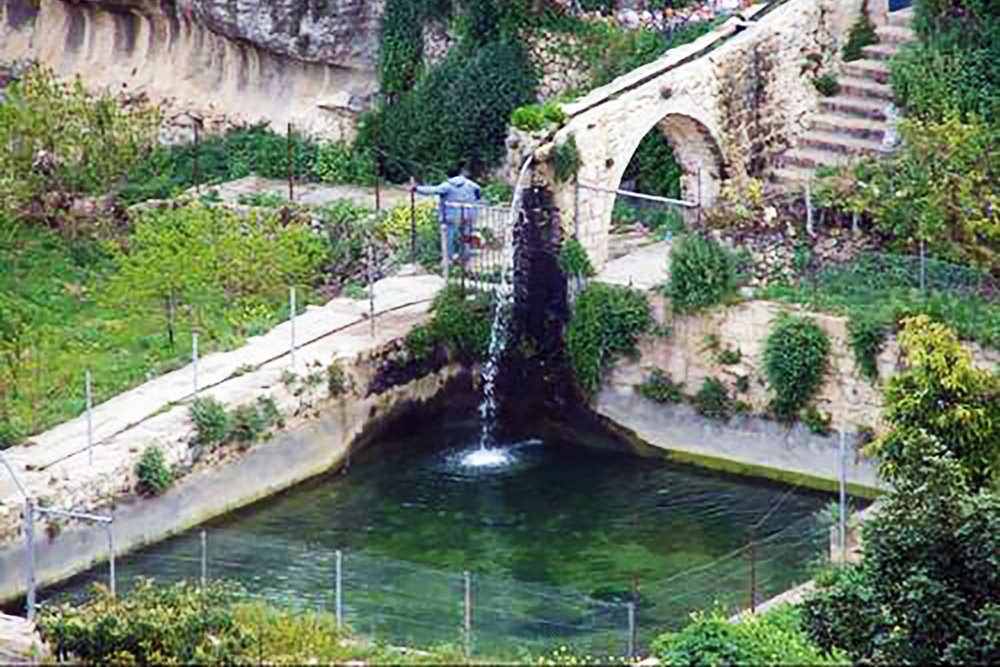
596,240,672,291
0,273,446,540
0,614,46,663
205,175,414,211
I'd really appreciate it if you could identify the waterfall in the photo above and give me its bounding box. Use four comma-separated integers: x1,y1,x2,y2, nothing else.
462,156,534,468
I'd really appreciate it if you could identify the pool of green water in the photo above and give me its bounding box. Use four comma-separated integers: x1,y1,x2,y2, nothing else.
46,406,833,656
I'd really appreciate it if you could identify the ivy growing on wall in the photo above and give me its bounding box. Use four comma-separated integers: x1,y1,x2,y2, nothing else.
764,314,831,421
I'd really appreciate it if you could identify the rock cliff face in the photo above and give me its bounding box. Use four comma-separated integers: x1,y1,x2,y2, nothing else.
183,0,384,70
0,0,385,138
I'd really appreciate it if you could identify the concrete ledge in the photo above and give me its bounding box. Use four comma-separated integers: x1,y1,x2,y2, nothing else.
0,366,462,604
596,387,882,496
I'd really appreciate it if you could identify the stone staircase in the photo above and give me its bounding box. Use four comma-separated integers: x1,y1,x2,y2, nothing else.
769,9,915,191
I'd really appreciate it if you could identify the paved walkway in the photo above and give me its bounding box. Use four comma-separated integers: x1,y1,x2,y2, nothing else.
596,239,672,291
0,614,45,663
207,176,414,210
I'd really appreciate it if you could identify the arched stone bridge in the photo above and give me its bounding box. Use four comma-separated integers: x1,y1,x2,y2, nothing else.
534,0,867,268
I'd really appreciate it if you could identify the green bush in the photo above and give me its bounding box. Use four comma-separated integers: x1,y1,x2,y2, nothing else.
551,134,581,183
764,314,831,420
667,235,738,313
0,420,24,450
229,404,267,443
558,238,596,281
891,0,999,124
653,606,840,666
190,397,229,446
842,0,878,62
638,369,683,403
693,377,733,421
566,283,653,396
312,142,376,186
848,312,888,382
802,405,832,436
405,324,438,362
135,445,173,497
327,361,348,397
38,580,251,664
814,73,841,97
428,285,494,363
510,100,566,132
846,114,999,272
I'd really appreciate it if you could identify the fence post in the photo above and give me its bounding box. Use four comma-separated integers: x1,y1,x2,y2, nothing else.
440,221,450,281
367,236,376,339
805,179,815,237
289,287,297,368
463,571,472,656
85,369,94,465
748,532,757,613
410,188,417,264
200,530,207,588
24,499,35,622
839,431,848,565
287,122,295,203
627,602,636,658
107,521,116,599
192,333,200,396
335,550,343,628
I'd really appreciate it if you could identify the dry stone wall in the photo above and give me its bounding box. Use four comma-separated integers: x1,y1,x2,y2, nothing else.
611,296,1000,434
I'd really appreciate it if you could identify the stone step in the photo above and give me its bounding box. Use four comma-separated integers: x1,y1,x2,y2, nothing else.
876,24,916,45
820,95,889,121
837,76,895,102
800,129,884,155
811,113,887,142
861,43,899,62
888,7,914,27
780,146,853,170
768,166,816,188
843,59,891,84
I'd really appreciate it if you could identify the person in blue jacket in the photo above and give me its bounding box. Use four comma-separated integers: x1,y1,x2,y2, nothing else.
411,165,481,263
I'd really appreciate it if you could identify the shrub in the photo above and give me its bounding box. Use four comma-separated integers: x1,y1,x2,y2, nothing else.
38,580,253,664
135,445,173,497
510,101,566,132
653,606,839,666
558,238,596,281
693,377,734,421
428,285,494,363
326,361,348,397
190,397,229,446
566,283,653,396
764,314,831,420
551,134,581,183
716,346,742,365
376,202,437,245
229,404,267,443
846,114,999,272
405,324,438,362
638,369,683,403
667,235,738,313
813,73,841,97
312,142,375,185
842,0,878,62
802,405,833,436
0,420,24,450
847,312,888,382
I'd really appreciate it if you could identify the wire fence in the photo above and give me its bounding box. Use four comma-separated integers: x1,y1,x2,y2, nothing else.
36,511,832,659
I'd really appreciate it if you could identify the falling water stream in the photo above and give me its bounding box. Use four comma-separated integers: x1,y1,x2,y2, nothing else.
463,156,534,468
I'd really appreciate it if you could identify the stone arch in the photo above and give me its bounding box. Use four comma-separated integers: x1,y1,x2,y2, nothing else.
614,112,726,209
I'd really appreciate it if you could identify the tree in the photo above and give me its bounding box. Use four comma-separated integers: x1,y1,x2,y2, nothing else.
802,317,1000,663
869,315,1000,491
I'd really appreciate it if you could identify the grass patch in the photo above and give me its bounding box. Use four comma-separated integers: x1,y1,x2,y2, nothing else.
759,253,998,350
